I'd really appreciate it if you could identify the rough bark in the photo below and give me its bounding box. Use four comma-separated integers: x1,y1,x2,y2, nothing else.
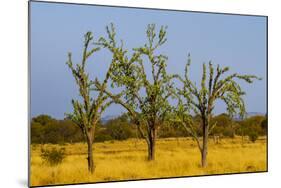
86,130,95,173
147,128,156,161
200,118,209,168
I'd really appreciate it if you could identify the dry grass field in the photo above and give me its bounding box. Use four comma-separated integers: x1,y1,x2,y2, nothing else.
30,137,267,186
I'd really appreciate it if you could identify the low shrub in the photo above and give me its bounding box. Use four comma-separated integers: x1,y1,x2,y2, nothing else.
40,147,66,166
248,131,259,143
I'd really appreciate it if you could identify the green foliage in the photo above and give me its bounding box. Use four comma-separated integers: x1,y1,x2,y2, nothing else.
94,131,113,142
40,147,66,166
31,121,45,143
32,114,54,125
236,115,266,136
31,114,135,144
210,113,237,137
31,117,84,144
176,57,261,121
104,116,135,140
95,23,176,159
65,31,114,141
222,127,235,138
31,114,266,144
261,118,267,134
173,55,260,167
158,121,188,138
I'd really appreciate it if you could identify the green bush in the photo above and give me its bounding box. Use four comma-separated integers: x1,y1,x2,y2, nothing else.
223,127,235,138
248,131,259,143
105,119,134,140
95,133,113,142
40,147,66,166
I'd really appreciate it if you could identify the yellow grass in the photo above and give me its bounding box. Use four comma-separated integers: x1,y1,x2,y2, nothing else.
30,137,267,186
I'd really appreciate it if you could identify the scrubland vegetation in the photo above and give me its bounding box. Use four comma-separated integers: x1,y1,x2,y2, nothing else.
31,114,267,144
30,137,266,186
30,23,266,186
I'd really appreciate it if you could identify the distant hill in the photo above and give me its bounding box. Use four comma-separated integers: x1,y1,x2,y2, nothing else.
246,112,266,117
233,112,266,121
101,115,119,124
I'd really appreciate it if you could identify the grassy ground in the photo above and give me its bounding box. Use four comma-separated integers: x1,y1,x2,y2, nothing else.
30,137,267,186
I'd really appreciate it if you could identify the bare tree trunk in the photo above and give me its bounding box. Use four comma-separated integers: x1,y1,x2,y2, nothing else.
147,127,156,161
201,121,208,168
86,130,95,173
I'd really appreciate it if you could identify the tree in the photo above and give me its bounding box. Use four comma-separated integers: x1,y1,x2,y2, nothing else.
65,32,113,173
31,121,45,144
174,56,260,167
211,113,236,138
105,119,134,140
237,115,266,137
261,118,267,134
32,114,54,126
95,24,175,160
31,115,85,144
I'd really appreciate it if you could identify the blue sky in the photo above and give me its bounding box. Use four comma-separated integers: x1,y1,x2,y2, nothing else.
30,1,267,119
